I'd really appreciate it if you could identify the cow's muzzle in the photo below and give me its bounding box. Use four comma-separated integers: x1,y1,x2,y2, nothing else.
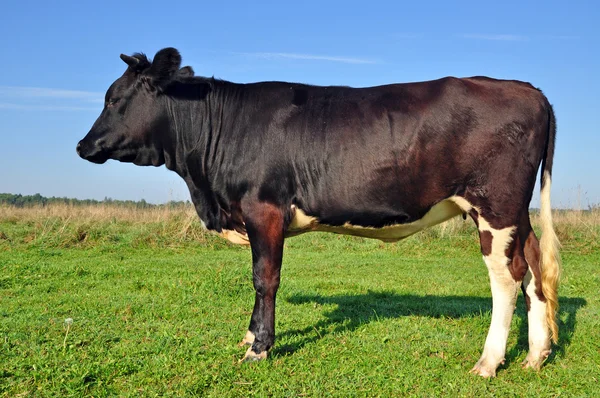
76,139,108,164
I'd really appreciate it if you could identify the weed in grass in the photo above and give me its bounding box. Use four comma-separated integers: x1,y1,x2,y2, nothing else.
63,318,73,351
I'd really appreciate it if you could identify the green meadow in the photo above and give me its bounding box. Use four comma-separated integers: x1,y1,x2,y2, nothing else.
1,204,599,397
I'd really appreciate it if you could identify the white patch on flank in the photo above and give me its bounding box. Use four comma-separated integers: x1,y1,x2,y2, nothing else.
447,196,474,213
471,219,518,377
288,197,467,241
477,218,516,267
220,229,251,245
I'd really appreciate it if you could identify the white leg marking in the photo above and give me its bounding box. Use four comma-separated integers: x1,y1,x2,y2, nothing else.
237,331,268,362
239,346,268,363
522,269,552,369
238,330,255,347
471,221,518,378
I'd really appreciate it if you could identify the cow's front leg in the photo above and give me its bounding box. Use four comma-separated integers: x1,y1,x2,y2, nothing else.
239,201,285,362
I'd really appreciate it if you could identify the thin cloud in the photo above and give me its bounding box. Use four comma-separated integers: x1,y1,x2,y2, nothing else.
0,86,104,112
237,52,379,65
0,102,99,111
394,33,423,39
539,35,580,40
0,86,104,103
459,34,528,41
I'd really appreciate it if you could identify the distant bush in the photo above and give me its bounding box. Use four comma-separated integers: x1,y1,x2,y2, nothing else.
0,193,189,209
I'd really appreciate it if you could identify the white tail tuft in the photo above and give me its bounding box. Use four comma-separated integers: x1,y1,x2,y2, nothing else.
539,170,561,343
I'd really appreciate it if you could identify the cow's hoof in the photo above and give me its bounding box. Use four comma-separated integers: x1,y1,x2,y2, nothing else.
470,357,503,378
239,347,267,363
521,349,551,370
237,330,255,347
469,365,496,378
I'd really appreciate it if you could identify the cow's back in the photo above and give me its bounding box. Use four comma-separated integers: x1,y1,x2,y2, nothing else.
253,77,548,228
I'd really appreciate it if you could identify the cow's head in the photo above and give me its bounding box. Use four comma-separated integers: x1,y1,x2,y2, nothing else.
77,47,193,166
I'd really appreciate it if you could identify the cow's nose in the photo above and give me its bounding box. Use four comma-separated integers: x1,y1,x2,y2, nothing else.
76,141,82,155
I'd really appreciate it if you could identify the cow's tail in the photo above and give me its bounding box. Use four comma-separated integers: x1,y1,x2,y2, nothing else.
539,102,561,344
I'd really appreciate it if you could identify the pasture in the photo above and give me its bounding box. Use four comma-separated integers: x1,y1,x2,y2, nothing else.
1,204,598,397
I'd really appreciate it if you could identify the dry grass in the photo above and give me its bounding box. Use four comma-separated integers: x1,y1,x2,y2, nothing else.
0,203,194,223
541,208,600,255
423,208,600,247
0,203,598,250
544,208,600,239
0,203,212,249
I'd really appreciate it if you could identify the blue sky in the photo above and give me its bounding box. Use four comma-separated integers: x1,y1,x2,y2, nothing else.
1,0,598,208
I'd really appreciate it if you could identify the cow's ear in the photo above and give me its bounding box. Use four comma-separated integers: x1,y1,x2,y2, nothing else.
120,53,151,73
120,54,139,68
146,47,182,89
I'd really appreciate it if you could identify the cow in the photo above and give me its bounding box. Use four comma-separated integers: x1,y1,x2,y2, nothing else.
77,48,560,377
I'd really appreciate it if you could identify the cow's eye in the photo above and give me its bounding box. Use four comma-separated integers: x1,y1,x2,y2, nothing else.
106,98,120,108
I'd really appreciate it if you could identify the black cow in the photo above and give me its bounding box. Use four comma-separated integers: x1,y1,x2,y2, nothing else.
77,48,560,377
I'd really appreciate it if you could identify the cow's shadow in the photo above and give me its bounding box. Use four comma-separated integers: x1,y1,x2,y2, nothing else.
276,291,586,367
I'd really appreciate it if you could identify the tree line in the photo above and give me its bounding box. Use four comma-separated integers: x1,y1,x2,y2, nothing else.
0,193,190,208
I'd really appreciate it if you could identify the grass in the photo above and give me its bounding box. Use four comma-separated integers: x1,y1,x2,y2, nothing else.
0,204,599,397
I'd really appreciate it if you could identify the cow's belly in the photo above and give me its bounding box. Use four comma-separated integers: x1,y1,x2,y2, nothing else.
286,198,466,242
218,197,468,244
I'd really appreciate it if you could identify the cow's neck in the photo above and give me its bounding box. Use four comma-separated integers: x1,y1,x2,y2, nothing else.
166,79,248,232
165,79,243,175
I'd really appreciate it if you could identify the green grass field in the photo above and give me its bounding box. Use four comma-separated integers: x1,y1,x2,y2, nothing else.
1,205,599,397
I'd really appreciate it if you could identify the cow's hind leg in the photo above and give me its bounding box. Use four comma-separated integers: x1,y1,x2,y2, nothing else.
470,213,524,377
521,224,552,369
